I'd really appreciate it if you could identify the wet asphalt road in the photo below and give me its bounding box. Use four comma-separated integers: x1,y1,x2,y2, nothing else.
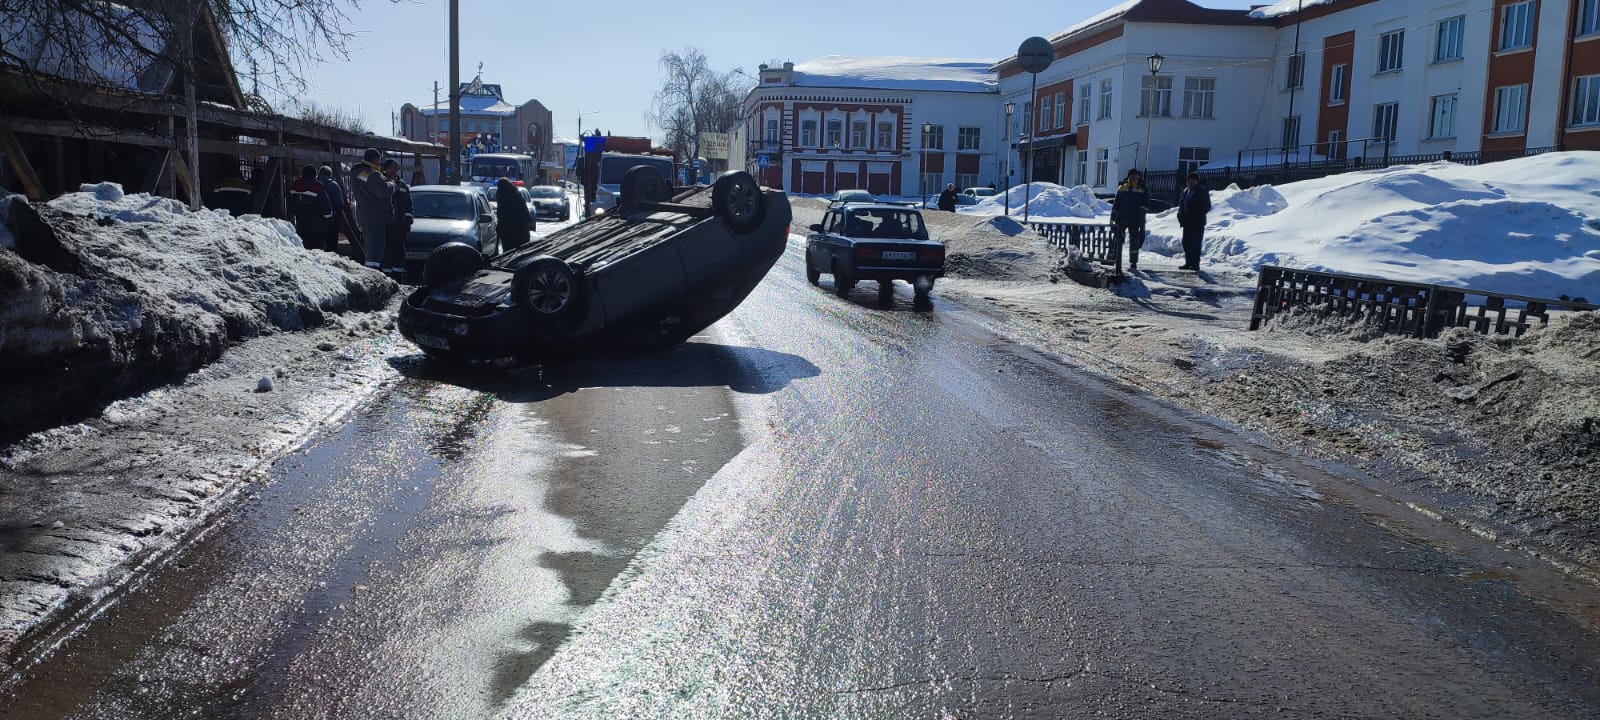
4,234,1600,719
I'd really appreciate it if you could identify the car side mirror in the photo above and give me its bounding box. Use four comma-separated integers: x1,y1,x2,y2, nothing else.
479,213,494,223
809,223,823,233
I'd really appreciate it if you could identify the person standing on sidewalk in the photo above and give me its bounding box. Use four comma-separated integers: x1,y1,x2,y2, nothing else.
1111,169,1150,272
937,183,959,212
382,159,414,278
349,148,395,271
318,165,359,258
288,164,335,251
1176,172,1212,271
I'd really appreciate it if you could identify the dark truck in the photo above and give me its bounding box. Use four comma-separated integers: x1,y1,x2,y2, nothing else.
805,203,945,307
397,170,790,364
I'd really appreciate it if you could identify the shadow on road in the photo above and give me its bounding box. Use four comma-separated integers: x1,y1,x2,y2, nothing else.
387,341,821,402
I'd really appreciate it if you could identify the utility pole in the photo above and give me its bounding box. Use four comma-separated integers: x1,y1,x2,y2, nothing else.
447,0,461,184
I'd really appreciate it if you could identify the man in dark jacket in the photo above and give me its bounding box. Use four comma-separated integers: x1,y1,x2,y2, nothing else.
495,177,532,251
1111,169,1149,271
209,172,253,216
1176,172,1212,271
318,165,358,258
288,164,335,251
349,148,395,269
382,159,413,276
937,183,958,212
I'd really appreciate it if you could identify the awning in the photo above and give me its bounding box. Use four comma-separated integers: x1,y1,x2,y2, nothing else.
1014,134,1075,151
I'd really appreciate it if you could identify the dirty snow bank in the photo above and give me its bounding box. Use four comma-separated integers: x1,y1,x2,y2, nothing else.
1145,152,1600,300
961,182,1110,221
0,183,396,441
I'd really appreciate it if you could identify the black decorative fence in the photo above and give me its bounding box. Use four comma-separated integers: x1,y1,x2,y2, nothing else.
1250,265,1597,338
1031,222,1124,272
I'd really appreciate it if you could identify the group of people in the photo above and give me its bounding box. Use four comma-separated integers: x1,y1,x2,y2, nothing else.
1111,169,1212,272
288,147,415,277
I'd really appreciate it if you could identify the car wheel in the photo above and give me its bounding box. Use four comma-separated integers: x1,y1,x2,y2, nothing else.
423,242,487,291
832,261,855,298
619,165,671,210
512,256,586,337
806,263,820,286
712,171,766,235
878,280,895,307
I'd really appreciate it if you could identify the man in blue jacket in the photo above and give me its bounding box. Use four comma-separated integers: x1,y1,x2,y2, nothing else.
317,165,358,258
1176,172,1212,271
1111,169,1149,271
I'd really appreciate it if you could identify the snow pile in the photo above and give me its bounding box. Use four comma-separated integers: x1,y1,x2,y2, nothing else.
962,183,1111,221
1145,152,1600,300
0,184,396,441
1249,0,1339,19
791,56,998,93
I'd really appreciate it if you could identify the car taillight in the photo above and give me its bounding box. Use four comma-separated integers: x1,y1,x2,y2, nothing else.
854,247,878,260
920,248,945,262
513,180,524,186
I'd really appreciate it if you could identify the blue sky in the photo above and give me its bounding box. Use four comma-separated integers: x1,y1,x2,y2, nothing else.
290,0,1258,141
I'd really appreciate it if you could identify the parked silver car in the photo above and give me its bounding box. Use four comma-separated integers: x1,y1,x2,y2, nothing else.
403,185,501,267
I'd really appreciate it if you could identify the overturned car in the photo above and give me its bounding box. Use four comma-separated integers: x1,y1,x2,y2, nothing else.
397,170,790,364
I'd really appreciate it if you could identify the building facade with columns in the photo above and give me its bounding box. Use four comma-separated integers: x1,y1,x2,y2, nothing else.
398,74,556,170
738,57,1004,196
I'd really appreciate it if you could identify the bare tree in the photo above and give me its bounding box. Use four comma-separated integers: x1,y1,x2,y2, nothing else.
650,47,752,163
295,101,372,135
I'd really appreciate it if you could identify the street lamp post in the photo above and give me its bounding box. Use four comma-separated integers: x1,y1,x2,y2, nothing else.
921,122,932,209
1144,53,1164,176
1003,100,1015,217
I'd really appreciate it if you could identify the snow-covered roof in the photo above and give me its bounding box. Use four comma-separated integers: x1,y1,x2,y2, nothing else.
1249,0,1338,19
789,56,998,94
1048,0,1141,42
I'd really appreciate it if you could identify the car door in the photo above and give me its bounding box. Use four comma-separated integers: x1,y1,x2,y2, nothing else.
808,211,837,269
475,195,499,255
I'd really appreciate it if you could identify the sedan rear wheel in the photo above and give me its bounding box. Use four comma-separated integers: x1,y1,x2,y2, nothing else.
512,256,586,337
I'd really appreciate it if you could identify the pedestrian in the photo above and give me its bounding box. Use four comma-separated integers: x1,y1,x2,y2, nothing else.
317,165,358,258
1176,172,1212,271
349,148,396,270
208,171,253,216
987,181,997,191
288,164,335,251
937,183,958,212
1111,169,1149,272
495,177,531,251
382,159,414,277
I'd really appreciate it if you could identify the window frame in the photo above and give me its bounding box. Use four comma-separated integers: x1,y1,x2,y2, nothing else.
1054,92,1066,129
1094,147,1110,186
1573,75,1600,127
1281,115,1302,148
1176,147,1211,177
849,120,868,149
1099,79,1114,120
876,121,895,150
1140,74,1174,117
1183,77,1216,118
825,120,843,148
1378,29,1406,73
1372,102,1400,143
1434,15,1465,63
1583,0,1600,36
1326,129,1345,160
1078,83,1093,125
1076,150,1088,186
1427,93,1457,139
1022,101,1034,136
1328,64,1348,105
799,119,817,148
922,124,945,151
1286,52,1306,90
1493,84,1529,134
1499,1,1535,51
957,126,982,151
765,118,780,143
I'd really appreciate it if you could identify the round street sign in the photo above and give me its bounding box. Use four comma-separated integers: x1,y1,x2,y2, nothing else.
1018,36,1055,75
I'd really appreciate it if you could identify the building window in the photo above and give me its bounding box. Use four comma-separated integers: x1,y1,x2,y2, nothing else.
800,120,817,147
1177,147,1210,176
876,121,894,149
957,126,982,151
1372,102,1400,142
1078,84,1093,125
1054,92,1066,129
956,173,978,190
1183,77,1215,118
1329,64,1348,104
1286,52,1306,89
1281,116,1301,148
825,120,842,148
1076,151,1088,186
1428,93,1457,138
922,124,945,150
1039,103,1051,134
1378,30,1405,73
1094,148,1110,186
1583,0,1600,36
1574,75,1600,126
1435,15,1465,62
1326,129,1345,159
763,119,778,144
850,121,867,148
1141,75,1174,117
1499,1,1535,50
1099,79,1113,120
1022,101,1033,136
920,173,941,192
1494,84,1528,133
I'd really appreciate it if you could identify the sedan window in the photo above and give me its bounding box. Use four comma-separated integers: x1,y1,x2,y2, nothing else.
411,192,475,220
846,209,926,239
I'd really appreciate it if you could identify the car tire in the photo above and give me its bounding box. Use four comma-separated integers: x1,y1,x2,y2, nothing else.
423,242,487,291
619,165,672,211
806,263,820,286
878,280,895,306
712,171,766,235
511,256,586,337
832,261,855,298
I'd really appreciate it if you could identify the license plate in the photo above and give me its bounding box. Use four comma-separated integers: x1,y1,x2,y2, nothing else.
405,251,431,260
413,334,450,350
882,250,918,261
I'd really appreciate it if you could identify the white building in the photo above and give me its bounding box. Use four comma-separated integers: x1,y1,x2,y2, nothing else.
737,57,1003,197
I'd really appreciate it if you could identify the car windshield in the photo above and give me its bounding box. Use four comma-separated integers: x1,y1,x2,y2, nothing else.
411,192,476,220
600,156,675,185
834,190,873,202
843,209,926,239
471,158,522,180
527,186,564,199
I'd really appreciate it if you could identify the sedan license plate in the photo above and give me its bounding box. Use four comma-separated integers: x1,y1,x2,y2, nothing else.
413,334,450,350
881,250,919,261
405,251,431,260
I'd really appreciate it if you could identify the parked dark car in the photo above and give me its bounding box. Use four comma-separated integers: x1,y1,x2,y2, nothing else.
828,189,874,207
526,185,571,220
403,185,501,271
805,203,944,306
398,170,790,364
